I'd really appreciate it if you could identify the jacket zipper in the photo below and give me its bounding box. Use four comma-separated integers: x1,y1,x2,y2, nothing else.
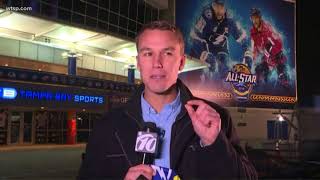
170,111,188,168
125,110,143,129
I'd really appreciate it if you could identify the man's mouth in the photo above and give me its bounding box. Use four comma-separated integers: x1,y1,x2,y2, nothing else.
150,75,166,80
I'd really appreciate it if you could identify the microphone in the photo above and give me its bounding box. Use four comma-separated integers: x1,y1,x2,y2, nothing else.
135,122,159,165
135,122,181,180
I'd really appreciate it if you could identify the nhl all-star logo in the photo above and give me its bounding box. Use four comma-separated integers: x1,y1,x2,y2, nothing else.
225,64,257,101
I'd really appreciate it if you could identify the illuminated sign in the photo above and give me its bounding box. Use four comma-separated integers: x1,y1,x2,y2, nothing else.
74,95,103,104
0,87,17,99
0,86,104,105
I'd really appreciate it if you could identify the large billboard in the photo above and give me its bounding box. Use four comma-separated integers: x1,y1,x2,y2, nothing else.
176,0,296,108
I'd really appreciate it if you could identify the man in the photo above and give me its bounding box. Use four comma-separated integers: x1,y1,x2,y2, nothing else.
190,0,252,81
250,8,289,88
78,21,257,179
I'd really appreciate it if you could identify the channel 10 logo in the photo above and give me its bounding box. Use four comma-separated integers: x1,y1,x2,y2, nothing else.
151,165,181,180
135,131,158,154
225,64,257,101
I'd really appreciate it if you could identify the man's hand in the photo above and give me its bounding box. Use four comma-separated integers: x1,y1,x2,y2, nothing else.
124,164,155,180
185,100,221,146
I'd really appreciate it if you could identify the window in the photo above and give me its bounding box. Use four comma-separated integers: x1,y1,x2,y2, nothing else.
129,0,138,19
0,109,8,145
109,12,119,26
119,27,127,37
98,21,108,31
19,0,160,40
73,0,86,14
110,0,119,13
99,0,109,10
120,0,129,17
41,3,58,18
35,111,67,144
72,13,85,25
145,4,152,23
137,0,145,23
87,0,99,5
77,112,102,143
58,0,72,10
6,0,22,6
109,24,118,33
137,23,142,33
41,0,57,5
86,17,97,28
86,4,98,18
119,16,128,30
267,120,289,140
128,20,136,32
23,0,41,13
128,31,136,39
58,9,71,22
98,9,108,22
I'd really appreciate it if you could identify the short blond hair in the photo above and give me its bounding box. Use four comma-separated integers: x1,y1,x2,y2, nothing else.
135,20,185,55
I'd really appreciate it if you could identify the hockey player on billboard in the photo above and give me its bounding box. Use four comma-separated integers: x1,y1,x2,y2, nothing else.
190,0,252,83
250,8,289,88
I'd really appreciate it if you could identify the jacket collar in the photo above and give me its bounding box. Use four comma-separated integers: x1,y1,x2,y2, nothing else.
124,79,197,169
124,79,193,128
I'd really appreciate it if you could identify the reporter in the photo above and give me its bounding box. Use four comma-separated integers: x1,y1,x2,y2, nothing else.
77,20,257,179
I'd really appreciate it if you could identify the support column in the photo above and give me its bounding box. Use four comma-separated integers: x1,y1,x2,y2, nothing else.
67,54,77,76
67,111,77,144
128,64,135,84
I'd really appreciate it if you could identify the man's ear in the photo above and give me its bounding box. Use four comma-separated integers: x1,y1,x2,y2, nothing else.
179,55,186,71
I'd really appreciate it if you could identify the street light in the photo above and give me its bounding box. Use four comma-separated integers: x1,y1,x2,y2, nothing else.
278,114,285,122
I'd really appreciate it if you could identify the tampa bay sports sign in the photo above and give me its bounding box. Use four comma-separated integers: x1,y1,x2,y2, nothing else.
177,0,296,108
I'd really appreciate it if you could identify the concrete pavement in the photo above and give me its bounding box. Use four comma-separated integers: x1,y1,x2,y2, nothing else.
0,144,86,180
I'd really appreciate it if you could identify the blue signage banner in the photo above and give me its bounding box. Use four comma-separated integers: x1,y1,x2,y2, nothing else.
0,81,107,109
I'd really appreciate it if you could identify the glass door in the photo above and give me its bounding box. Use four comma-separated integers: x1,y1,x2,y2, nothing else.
9,112,23,144
23,112,33,143
9,111,34,144
0,109,9,145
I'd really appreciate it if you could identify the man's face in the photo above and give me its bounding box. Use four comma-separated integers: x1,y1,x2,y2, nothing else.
213,3,225,20
137,29,185,95
251,15,262,29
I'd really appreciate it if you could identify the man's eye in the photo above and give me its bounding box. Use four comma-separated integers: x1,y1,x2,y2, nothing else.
164,51,173,56
143,52,152,56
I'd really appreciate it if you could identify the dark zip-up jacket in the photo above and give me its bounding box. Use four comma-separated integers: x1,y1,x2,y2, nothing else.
78,79,257,179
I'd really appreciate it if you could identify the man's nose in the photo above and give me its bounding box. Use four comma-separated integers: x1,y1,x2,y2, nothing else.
152,53,163,68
